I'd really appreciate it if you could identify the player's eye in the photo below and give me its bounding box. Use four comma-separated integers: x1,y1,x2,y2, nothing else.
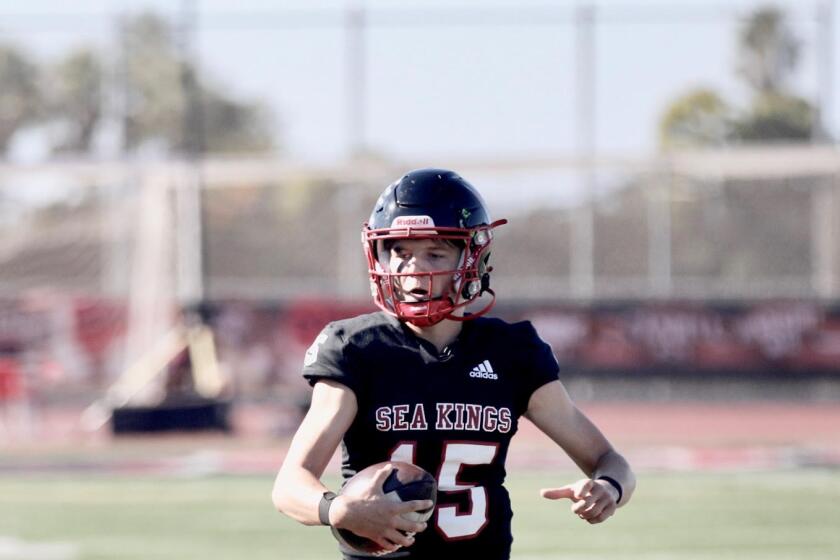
392,247,410,259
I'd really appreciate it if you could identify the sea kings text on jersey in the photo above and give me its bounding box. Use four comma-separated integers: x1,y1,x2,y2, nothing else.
375,403,512,434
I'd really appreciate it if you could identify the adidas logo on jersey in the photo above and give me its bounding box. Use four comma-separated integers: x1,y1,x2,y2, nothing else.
469,360,498,380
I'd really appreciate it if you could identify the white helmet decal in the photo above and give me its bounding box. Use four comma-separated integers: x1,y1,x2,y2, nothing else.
390,215,435,228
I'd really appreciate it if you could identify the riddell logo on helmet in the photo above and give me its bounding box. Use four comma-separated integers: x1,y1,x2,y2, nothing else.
392,215,435,227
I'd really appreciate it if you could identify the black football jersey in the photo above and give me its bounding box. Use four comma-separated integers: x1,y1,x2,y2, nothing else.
302,312,560,560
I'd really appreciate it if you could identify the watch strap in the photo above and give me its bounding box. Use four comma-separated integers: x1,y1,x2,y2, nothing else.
318,491,338,526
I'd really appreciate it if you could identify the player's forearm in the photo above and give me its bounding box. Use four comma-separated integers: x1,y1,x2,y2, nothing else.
272,466,332,525
591,449,636,507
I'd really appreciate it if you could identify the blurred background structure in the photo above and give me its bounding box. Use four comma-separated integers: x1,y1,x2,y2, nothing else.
2,3,840,559
0,0,839,437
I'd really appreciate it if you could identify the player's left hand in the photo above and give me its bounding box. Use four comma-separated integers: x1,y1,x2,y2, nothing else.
540,478,619,524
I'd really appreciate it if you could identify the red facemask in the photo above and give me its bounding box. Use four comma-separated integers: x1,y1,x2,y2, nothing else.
362,221,507,326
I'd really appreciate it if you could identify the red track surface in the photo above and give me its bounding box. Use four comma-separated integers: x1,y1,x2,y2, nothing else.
508,401,840,471
1,401,838,473
575,401,840,447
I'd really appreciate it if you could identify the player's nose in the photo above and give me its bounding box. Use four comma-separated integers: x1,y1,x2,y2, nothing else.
400,270,431,291
402,272,430,290
398,256,431,274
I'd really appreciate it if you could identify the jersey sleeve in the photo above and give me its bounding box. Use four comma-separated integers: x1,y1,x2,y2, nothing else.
514,321,561,413
301,322,360,394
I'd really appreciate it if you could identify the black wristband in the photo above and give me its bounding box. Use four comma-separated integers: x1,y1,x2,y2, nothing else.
597,476,623,505
318,491,337,526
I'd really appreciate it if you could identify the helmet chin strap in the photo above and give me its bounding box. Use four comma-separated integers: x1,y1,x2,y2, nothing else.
447,287,497,322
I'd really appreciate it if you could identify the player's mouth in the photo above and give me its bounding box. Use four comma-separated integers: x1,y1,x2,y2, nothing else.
402,288,431,302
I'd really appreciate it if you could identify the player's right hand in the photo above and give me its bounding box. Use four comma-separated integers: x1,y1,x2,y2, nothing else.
329,464,433,552
540,478,618,525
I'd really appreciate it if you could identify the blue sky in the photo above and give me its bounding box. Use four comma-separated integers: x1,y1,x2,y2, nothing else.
2,0,837,167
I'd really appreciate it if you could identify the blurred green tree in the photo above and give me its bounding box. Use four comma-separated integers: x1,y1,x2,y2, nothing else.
0,44,42,155
45,48,104,154
659,5,818,148
736,6,799,96
120,12,191,153
659,88,732,149
732,91,815,142
6,12,275,157
731,6,816,142
120,12,274,155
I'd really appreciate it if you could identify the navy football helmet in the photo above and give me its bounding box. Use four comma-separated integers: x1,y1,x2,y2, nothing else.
362,168,507,326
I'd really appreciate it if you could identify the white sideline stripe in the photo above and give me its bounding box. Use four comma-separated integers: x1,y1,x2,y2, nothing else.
0,537,78,560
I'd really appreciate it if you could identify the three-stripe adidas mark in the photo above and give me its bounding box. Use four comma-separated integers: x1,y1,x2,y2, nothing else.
468,360,498,380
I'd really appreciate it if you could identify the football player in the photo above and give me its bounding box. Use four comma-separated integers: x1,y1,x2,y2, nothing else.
272,169,636,559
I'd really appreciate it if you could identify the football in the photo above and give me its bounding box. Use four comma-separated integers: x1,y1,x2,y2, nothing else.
331,461,437,555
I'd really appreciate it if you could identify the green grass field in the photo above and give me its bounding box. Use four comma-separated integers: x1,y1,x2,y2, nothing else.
1,470,838,559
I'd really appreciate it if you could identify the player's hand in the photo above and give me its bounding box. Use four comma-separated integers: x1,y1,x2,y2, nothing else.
540,478,619,524
329,464,432,552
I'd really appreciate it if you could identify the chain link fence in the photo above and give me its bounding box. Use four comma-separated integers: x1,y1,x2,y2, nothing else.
1,150,839,405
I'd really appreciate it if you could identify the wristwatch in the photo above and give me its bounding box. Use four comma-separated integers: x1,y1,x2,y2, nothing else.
318,491,338,526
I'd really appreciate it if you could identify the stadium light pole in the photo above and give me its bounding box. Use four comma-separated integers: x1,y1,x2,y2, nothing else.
571,3,596,300
647,166,673,298
813,0,837,298
816,0,835,144
100,14,130,300
811,180,837,297
176,0,207,314
345,0,367,159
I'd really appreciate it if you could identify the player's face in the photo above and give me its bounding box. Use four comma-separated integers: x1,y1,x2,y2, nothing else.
381,238,462,302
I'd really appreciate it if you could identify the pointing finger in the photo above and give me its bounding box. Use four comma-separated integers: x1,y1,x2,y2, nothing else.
540,486,576,500
542,478,596,501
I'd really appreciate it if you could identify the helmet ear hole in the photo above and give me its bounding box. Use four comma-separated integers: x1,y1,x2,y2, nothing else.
460,250,492,300
461,280,480,299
